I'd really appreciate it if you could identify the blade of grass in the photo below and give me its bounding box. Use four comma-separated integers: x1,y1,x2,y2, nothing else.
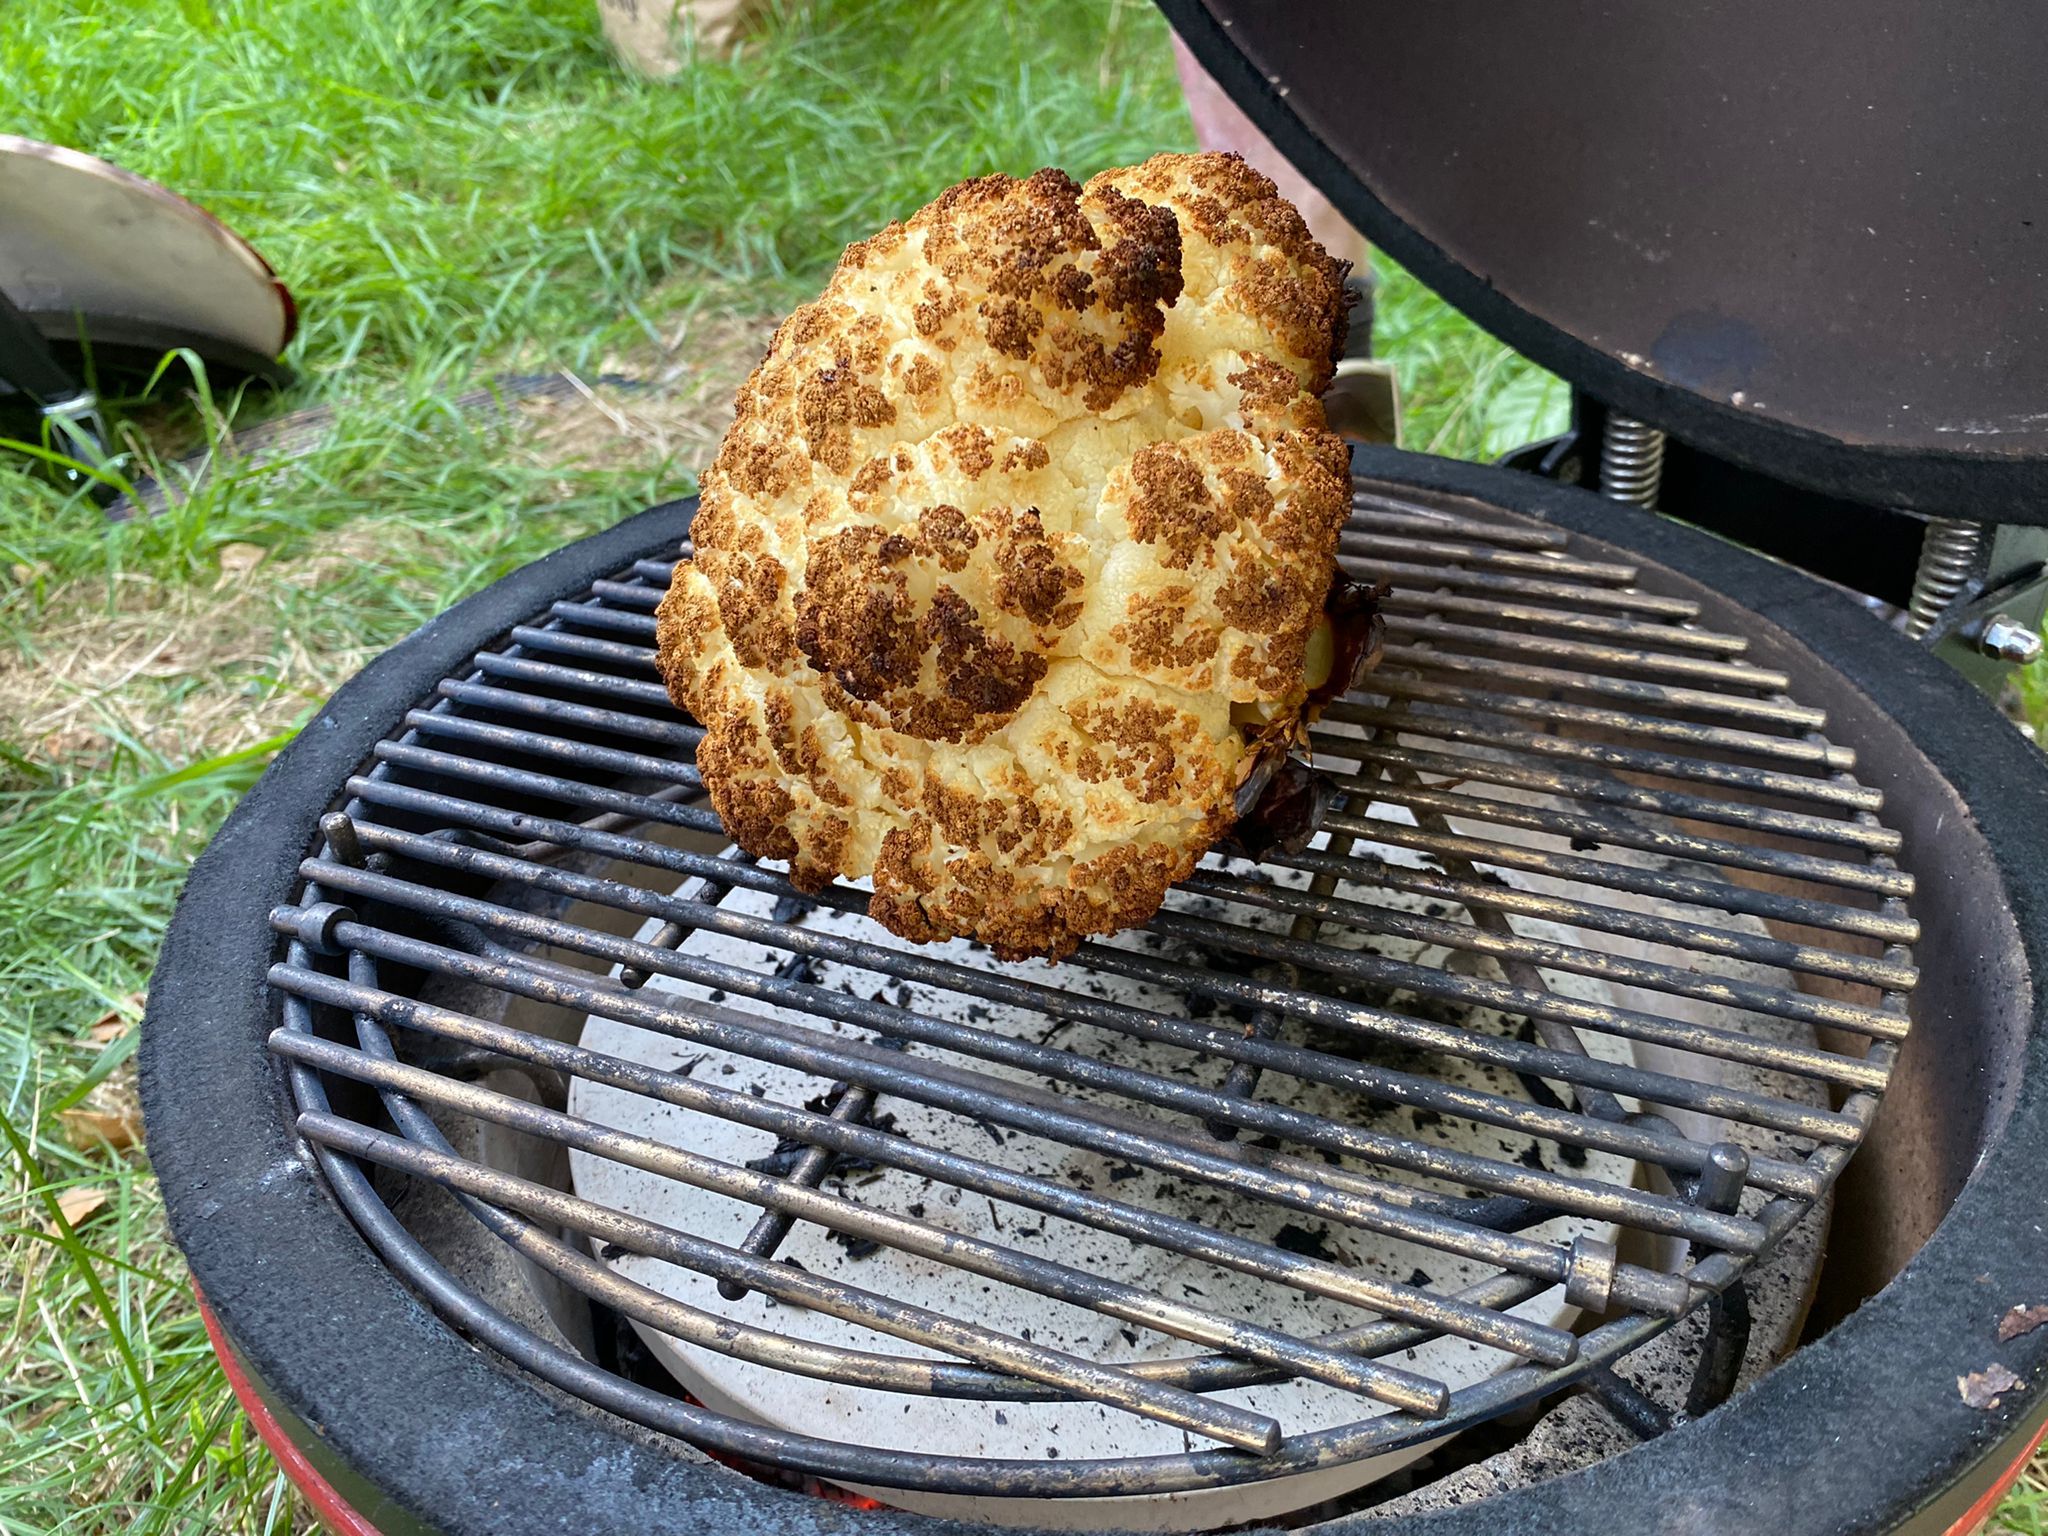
1,1105,158,1433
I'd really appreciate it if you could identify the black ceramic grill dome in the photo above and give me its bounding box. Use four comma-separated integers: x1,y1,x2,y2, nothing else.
142,447,2048,1534
1161,0,2048,523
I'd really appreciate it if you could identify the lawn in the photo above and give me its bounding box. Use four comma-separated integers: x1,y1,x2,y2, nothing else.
0,2,2038,1532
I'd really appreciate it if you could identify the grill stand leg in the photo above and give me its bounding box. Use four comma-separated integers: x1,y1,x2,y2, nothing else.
1682,1142,1753,1418
718,1082,878,1302
1579,1137,1752,1438
1366,764,1630,1127
1205,834,1358,1140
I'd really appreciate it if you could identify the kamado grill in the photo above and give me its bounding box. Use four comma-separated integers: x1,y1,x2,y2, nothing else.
142,5,2048,1534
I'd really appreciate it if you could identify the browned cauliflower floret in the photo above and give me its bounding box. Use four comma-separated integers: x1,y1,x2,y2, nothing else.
656,152,1352,959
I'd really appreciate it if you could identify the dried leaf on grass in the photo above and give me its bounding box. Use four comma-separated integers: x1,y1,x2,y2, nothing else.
213,541,269,587
513,309,773,481
0,527,395,772
43,1186,109,1235
1960,1363,2026,1410
84,992,146,1044
59,1087,142,1154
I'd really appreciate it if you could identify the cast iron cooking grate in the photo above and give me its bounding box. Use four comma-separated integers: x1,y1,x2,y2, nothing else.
264,476,1916,1499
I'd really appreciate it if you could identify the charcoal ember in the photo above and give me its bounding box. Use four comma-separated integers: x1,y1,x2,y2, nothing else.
826,1230,882,1260
1273,1223,1343,1262
747,1101,902,1183
771,953,818,986
770,893,816,925
743,1137,813,1179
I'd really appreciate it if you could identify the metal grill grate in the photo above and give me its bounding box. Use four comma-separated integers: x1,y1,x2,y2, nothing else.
267,477,1916,1500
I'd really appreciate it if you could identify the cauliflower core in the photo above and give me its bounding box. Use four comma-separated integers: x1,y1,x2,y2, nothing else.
656,152,1353,959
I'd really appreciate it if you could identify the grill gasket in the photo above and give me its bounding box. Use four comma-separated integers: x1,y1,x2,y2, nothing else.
259,474,1918,1500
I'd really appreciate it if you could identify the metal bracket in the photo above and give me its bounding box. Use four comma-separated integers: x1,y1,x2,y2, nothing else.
0,286,112,483
1324,357,1402,446
1924,523,2048,692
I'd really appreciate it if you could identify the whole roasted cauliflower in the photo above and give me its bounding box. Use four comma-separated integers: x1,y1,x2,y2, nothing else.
656,152,1357,959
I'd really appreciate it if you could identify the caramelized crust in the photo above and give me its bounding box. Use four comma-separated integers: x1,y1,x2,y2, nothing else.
656,152,1351,958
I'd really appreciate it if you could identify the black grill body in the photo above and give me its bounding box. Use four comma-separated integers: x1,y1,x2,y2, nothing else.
142,448,2048,1535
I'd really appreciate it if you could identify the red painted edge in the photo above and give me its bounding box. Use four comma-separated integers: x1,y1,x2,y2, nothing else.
189,1282,2048,1536
1945,1418,2048,1536
196,1289,389,1536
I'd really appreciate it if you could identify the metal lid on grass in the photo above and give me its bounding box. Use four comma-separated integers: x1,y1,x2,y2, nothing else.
0,135,296,387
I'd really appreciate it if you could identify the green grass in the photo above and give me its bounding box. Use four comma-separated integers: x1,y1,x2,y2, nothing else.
0,4,1211,1529
0,1,2038,1531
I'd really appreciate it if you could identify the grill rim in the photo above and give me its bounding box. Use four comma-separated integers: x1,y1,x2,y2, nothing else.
142,447,2048,1536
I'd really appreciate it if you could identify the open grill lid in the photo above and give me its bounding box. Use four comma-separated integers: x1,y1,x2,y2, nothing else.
1159,0,2048,524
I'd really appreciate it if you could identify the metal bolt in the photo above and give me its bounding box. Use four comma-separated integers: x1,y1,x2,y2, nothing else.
1978,613,2045,665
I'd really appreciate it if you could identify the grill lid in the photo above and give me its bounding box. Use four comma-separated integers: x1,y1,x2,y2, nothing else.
1160,0,2048,523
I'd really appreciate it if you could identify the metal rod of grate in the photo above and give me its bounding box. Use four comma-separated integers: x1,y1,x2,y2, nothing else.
270,482,1917,1496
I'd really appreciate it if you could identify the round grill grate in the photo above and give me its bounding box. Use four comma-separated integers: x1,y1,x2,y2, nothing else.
266,473,1915,1504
